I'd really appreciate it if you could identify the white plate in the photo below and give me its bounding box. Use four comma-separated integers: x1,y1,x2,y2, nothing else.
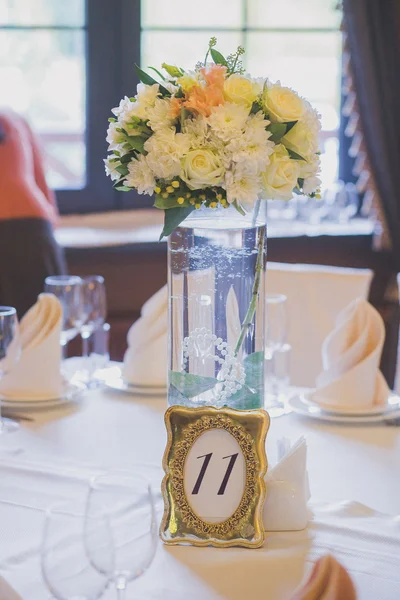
98,366,166,397
1,381,86,411
303,390,400,416
288,394,400,424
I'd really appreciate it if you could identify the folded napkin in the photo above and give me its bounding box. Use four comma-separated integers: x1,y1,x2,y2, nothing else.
313,298,389,410
263,437,310,531
290,554,357,600
0,293,63,400
0,577,23,600
123,285,167,386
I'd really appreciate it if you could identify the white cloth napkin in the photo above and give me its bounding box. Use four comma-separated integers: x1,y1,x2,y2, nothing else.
0,294,63,400
313,298,389,411
123,285,167,386
264,437,310,531
0,577,23,600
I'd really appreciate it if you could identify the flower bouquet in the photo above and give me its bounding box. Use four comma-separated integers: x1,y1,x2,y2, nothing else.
105,37,321,238
105,39,321,409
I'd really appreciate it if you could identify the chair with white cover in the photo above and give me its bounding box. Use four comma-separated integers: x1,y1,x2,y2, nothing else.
266,262,373,387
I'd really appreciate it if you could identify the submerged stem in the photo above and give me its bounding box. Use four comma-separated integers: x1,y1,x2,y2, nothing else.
234,224,265,356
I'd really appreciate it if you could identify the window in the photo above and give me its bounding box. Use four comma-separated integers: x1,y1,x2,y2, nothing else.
142,0,342,191
1,0,341,214
0,0,86,189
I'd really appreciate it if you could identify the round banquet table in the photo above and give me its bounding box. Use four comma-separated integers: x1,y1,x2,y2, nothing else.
1,379,399,600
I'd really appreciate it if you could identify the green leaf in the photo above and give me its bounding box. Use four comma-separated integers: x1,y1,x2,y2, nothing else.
148,66,166,80
227,351,264,409
284,120,298,133
287,148,306,161
125,135,145,153
267,123,287,143
108,117,117,123
115,165,129,176
243,351,264,389
169,371,219,398
113,182,132,192
250,101,261,114
160,206,195,239
133,64,171,97
175,87,185,99
154,195,179,210
119,152,136,164
210,48,228,67
232,200,246,216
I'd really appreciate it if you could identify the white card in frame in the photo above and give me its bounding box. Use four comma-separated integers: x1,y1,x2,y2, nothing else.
160,405,270,548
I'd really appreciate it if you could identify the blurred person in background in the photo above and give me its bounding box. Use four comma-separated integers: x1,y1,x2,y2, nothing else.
0,110,66,317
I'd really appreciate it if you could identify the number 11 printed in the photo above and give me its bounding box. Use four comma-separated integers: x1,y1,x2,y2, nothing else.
192,453,239,496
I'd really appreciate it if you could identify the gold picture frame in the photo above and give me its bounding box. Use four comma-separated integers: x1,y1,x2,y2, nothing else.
160,406,270,548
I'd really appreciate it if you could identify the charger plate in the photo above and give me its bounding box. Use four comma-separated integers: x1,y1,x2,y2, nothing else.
288,393,400,424
98,365,166,397
302,390,400,416
0,381,86,411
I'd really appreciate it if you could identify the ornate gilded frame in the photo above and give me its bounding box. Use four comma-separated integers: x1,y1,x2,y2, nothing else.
160,406,270,548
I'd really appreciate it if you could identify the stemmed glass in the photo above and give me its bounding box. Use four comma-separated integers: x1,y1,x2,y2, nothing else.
41,499,113,600
86,472,158,599
0,307,21,435
44,276,84,357
265,294,289,418
80,276,107,383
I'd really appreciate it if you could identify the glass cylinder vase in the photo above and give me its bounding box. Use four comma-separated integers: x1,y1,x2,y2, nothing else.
168,203,266,409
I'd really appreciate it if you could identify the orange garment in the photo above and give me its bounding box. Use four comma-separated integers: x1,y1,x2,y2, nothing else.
0,110,58,224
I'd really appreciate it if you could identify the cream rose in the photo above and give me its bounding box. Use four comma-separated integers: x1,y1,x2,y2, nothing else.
261,144,300,201
263,84,304,123
224,74,262,107
282,122,318,160
181,149,224,190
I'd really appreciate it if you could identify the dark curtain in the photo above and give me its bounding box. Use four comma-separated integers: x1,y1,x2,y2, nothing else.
343,0,400,264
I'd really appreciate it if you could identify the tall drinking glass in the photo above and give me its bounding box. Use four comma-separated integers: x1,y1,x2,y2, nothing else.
44,276,84,357
86,473,158,600
0,307,21,435
81,276,107,358
42,499,113,600
265,294,288,417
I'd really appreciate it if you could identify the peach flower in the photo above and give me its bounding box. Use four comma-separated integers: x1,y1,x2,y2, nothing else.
200,64,227,91
169,97,183,118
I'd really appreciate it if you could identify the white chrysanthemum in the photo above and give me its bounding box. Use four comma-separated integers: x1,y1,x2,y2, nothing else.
106,122,125,151
145,128,191,179
103,156,120,181
114,84,160,124
112,96,135,118
300,155,321,194
225,169,261,209
182,115,209,148
124,155,156,195
208,102,249,142
146,98,175,132
226,113,275,175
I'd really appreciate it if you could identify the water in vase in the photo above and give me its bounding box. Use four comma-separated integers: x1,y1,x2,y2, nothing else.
168,209,266,409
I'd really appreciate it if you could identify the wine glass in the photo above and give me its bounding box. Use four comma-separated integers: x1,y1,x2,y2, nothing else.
265,294,288,417
41,499,113,600
86,472,158,599
44,276,84,357
0,307,21,435
81,275,107,359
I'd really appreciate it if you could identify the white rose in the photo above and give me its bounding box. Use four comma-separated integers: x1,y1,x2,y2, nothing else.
261,144,300,201
181,149,224,190
282,103,321,159
224,74,262,107
263,82,304,123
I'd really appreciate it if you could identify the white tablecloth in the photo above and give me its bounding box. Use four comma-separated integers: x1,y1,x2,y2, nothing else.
1,385,400,599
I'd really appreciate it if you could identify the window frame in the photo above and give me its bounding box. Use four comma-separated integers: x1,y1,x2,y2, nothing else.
57,0,148,214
